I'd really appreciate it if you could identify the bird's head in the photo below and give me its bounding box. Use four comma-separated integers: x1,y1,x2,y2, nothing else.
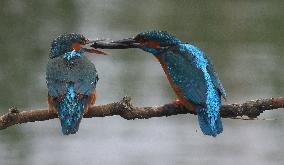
91,31,181,55
135,31,181,47
49,33,106,59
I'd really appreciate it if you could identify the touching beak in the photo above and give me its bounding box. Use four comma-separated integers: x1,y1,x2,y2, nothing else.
82,39,108,55
91,37,141,49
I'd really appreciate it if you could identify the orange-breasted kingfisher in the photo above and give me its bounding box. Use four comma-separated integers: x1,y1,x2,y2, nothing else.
46,33,107,135
91,31,227,137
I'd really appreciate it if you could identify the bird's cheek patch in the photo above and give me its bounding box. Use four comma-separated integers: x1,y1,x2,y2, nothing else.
72,42,82,51
147,41,161,48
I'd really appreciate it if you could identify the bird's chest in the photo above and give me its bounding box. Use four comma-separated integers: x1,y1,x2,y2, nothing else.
156,53,197,110
157,50,194,84
156,52,187,94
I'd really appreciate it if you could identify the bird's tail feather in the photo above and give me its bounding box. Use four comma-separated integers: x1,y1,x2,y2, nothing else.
56,83,87,135
197,107,223,137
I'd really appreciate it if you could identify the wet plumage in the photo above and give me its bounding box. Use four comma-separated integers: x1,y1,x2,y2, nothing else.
159,44,225,136
140,31,226,136
46,33,98,135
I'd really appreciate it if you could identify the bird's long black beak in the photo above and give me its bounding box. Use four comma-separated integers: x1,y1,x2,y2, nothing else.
82,39,108,55
91,38,141,49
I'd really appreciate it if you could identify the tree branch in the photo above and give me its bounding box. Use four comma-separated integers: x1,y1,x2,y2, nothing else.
0,96,283,130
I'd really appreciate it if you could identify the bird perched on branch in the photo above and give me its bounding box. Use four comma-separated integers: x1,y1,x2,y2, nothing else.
92,31,227,137
46,33,106,135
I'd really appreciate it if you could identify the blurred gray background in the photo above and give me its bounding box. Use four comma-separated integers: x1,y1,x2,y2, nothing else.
0,0,283,165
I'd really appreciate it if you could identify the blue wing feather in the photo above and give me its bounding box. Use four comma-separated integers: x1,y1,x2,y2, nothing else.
46,55,98,135
160,44,226,104
158,43,225,136
46,55,98,97
207,61,227,98
159,45,207,105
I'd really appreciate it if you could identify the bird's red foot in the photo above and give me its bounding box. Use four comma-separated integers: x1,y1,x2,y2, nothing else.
173,99,196,113
83,107,89,116
173,99,186,109
48,107,58,115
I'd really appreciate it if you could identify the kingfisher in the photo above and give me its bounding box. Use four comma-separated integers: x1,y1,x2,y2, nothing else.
92,31,227,137
46,33,106,135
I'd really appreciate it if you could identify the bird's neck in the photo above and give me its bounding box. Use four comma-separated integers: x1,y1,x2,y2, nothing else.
64,48,85,62
142,47,164,55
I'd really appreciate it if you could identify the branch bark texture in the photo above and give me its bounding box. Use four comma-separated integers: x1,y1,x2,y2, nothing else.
0,96,283,130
